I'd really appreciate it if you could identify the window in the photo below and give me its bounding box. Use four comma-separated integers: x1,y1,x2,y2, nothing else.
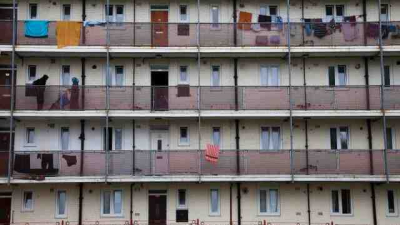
260,66,279,86
22,191,34,211
61,65,70,86
105,5,124,22
387,190,397,215
26,127,35,145
331,189,352,215
212,127,221,147
386,127,394,150
211,66,220,86
105,66,124,86
384,65,391,86
328,65,347,86
29,3,38,19
260,5,278,21
381,4,389,22
261,127,281,150
258,188,280,214
179,5,188,22
62,4,71,21
209,189,220,215
61,127,70,150
115,128,123,150
211,5,220,28
177,189,187,209
179,66,189,84
330,127,349,150
179,127,189,145
102,190,123,216
56,190,67,217
326,5,344,22
28,65,37,82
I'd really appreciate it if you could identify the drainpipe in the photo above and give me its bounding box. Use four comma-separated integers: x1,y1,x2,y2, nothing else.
78,119,85,225
236,182,241,225
229,183,233,225
301,0,305,45
362,0,367,45
78,183,84,225
234,58,238,111
133,0,136,45
130,183,135,225
82,0,86,44
233,0,237,46
132,119,136,175
235,118,241,225
81,58,86,110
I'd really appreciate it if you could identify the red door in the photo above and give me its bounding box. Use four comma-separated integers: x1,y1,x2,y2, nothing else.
151,11,168,47
149,195,167,225
0,70,13,110
0,133,10,177
0,198,11,225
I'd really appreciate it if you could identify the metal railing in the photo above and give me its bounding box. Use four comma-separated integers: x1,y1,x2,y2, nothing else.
1,85,395,111
5,149,394,178
2,21,400,47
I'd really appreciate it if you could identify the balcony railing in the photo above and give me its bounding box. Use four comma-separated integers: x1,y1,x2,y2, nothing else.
1,21,399,47
3,149,398,178
0,85,394,111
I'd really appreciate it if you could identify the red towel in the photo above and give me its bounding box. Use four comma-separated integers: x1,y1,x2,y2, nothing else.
205,144,220,163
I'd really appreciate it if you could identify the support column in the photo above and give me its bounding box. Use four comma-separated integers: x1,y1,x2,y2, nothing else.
286,0,294,182
105,0,111,183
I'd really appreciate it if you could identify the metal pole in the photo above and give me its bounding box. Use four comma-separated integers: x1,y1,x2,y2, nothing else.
7,0,17,185
377,0,389,183
286,0,294,183
197,0,202,181
105,0,111,183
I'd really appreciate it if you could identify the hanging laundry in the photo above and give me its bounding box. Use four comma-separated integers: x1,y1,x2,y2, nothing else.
314,23,327,38
238,11,252,30
62,155,77,167
83,21,106,27
382,25,390,39
367,23,379,39
304,19,312,36
56,21,82,48
177,24,190,36
344,16,357,27
258,15,271,30
25,20,49,38
342,23,359,42
255,36,268,46
205,144,220,163
276,16,283,31
270,35,280,45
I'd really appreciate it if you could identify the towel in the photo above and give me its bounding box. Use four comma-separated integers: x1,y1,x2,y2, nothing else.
238,11,252,30
83,21,106,27
344,16,356,27
25,20,49,38
342,23,358,42
56,21,82,48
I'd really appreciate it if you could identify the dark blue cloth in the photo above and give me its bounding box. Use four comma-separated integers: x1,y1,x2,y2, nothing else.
25,20,49,38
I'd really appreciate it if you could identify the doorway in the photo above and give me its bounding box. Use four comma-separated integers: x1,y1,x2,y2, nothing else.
0,4,16,44
0,193,12,225
0,69,14,110
0,132,11,176
149,192,167,225
151,70,169,111
151,5,169,46
150,129,169,174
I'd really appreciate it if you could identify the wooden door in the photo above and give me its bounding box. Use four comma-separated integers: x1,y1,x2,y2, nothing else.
0,198,11,225
151,131,169,174
0,6,14,45
149,195,167,225
0,133,10,176
151,11,168,47
0,70,12,110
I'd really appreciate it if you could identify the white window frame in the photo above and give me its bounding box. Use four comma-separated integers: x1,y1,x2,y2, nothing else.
55,190,67,218
61,65,71,86
21,190,34,212
177,189,188,209
260,126,282,150
178,65,189,84
328,65,348,86
212,127,221,147
27,65,37,83
210,65,221,86
25,127,36,147
28,3,38,20
179,4,189,23
260,65,280,86
330,126,350,150
100,189,123,217
104,4,125,22
104,65,125,86
61,4,71,21
259,5,279,22
330,188,353,216
325,4,345,22
386,127,396,150
60,126,70,151
179,126,190,146
209,188,220,216
210,5,221,29
381,4,390,22
386,189,399,216
257,186,280,216
102,126,124,150
384,65,392,86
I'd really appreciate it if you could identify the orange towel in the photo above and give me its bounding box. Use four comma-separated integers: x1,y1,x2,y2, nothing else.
56,21,81,48
238,11,252,30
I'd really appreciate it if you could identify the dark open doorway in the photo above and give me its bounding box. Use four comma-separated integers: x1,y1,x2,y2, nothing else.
149,193,167,225
151,71,169,110
0,193,12,225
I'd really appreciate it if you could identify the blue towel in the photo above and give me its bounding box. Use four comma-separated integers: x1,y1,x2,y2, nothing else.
25,20,49,38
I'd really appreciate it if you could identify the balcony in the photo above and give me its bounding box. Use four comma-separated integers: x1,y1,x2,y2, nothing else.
4,149,399,180
1,21,399,47
0,85,394,111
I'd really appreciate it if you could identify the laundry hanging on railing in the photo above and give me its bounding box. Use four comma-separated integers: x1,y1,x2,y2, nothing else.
83,21,106,27
238,10,283,31
238,11,252,30
205,144,220,163
24,20,49,38
56,21,82,48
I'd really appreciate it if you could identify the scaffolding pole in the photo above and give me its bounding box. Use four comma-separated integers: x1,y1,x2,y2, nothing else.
286,0,294,183
197,0,202,182
105,0,111,183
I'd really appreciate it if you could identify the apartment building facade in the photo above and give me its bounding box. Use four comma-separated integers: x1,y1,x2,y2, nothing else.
0,0,399,225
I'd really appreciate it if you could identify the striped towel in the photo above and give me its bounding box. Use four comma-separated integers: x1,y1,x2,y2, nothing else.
206,144,220,163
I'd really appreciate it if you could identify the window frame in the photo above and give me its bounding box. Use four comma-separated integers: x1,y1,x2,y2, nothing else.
177,189,188,209
260,65,280,86
210,65,221,86
178,126,190,146
61,65,71,86
102,126,124,151
330,188,353,216
259,5,279,22
27,65,37,83
212,127,221,147
210,4,221,29
55,190,67,218
104,4,125,22
381,4,390,22
327,65,348,86
28,3,38,20
100,189,123,217
260,126,282,150
178,65,189,84
179,4,189,23
257,186,281,216
386,189,398,216
209,188,221,216
25,127,36,147
384,65,392,87
330,126,350,150
61,4,71,21
21,190,34,212
60,126,70,151
104,65,125,86
386,127,396,150
325,4,345,22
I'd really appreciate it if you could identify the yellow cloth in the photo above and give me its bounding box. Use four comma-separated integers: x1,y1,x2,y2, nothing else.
56,21,81,48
